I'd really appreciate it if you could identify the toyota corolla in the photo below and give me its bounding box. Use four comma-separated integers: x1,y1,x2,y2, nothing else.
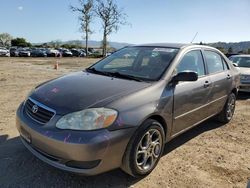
16,43,239,177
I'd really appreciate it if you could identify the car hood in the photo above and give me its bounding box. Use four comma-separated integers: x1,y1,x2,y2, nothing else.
239,67,250,75
30,71,151,115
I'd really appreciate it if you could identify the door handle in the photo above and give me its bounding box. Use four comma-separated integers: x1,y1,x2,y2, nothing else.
227,74,232,79
204,81,210,88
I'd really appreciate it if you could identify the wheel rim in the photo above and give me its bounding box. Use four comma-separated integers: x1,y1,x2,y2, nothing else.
136,129,163,172
226,96,236,120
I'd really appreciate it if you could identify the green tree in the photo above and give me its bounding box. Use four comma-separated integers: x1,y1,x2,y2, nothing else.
228,47,233,53
11,38,32,47
0,33,13,47
248,49,250,54
215,47,226,54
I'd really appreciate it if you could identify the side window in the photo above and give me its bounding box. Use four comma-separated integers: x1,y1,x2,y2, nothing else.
176,50,205,77
204,51,224,74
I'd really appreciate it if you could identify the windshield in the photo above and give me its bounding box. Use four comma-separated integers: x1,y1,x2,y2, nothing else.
87,47,179,81
229,56,250,68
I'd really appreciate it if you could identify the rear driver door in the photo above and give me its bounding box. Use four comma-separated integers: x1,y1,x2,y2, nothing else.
172,50,212,135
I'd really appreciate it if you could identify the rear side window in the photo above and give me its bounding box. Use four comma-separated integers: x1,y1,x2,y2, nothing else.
204,51,224,74
177,50,205,76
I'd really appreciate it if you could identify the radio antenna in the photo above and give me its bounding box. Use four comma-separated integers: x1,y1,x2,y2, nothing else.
191,32,198,43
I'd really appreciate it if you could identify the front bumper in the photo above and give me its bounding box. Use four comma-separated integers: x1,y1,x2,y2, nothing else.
239,82,250,92
16,103,136,175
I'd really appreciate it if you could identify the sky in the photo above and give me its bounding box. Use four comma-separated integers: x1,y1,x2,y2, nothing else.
0,0,250,44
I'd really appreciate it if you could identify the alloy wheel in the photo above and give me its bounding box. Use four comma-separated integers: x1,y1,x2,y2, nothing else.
226,95,236,120
135,129,163,172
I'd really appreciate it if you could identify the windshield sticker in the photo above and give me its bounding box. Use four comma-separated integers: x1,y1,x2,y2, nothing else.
153,48,176,52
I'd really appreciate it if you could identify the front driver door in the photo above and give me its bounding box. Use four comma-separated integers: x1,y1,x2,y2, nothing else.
172,50,212,136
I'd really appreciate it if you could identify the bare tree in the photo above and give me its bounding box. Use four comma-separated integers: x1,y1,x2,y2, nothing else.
70,0,94,56
96,0,127,56
0,33,13,47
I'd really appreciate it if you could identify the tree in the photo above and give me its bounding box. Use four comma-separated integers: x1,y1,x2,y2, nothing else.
96,0,127,56
215,47,226,54
228,47,233,53
0,33,13,47
248,49,250,54
11,38,32,47
70,0,94,57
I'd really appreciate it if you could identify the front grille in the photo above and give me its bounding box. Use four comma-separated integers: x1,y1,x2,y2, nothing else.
24,98,55,124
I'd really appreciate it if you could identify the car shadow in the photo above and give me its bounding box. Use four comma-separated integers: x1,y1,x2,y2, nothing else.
0,134,140,188
0,119,224,188
237,91,250,100
163,119,224,155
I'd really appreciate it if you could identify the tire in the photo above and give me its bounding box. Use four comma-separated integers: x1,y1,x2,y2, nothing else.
121,119,165,178
217,93,236,123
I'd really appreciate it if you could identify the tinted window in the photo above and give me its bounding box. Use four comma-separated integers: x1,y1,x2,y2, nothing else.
177,50,205,76
204,51,224,74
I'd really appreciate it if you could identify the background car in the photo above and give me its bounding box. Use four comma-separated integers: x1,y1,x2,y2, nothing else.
30,49,47,57
46,49,61,57
71,49,84,57
0,47,10,57
61,49,73,57
17,48,31,57
9,47,18,57
229,55,250,92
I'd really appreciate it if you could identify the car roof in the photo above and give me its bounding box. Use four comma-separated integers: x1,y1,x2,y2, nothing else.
230,54,250,57
134,43,193,49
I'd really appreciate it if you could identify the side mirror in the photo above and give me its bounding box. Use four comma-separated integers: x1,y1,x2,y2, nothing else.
232,63,238,67
172,71,198,82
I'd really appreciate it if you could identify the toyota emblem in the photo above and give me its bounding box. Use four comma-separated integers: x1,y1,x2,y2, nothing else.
32,105,39,113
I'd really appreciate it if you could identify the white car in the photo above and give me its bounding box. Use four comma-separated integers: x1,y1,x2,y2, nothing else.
229,55,250,92
46,49,61,57
0,47,10,57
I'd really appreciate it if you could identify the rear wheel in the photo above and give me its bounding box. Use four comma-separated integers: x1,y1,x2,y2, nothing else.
121,119,165,177
217,93,236,123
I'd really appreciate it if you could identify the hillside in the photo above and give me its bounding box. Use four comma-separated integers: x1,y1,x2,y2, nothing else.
209,41,250,52
43,40,132,49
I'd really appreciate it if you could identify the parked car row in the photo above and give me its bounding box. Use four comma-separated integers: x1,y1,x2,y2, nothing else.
4,47,99,57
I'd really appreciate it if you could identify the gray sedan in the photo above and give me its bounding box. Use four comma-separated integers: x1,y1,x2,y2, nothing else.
16,43,240,177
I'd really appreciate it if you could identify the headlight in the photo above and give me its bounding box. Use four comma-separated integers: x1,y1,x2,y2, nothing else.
56,108,117,130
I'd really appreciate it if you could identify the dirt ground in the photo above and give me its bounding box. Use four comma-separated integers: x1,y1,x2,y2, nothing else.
0,57,249,188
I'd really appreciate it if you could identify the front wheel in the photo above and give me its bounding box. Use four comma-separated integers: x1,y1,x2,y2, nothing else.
121,119,165,177
217,93,236,123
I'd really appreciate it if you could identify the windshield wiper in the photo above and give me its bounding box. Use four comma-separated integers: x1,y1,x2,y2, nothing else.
85,67,111,76
107,72,143,82
86,68,143,82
